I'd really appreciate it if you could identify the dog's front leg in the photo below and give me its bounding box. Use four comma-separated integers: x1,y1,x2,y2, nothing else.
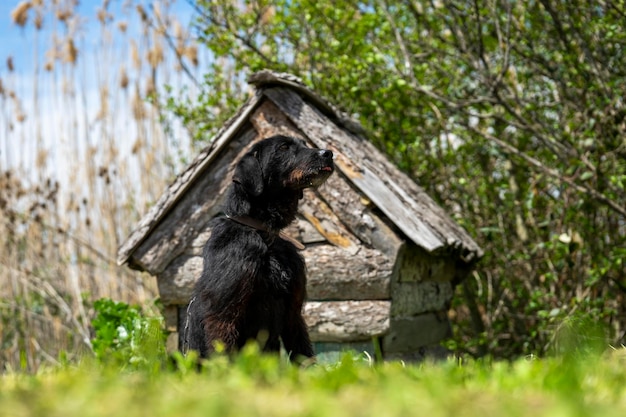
282,308,314,363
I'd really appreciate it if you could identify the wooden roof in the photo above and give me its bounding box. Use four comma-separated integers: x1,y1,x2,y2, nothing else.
117,70,483,267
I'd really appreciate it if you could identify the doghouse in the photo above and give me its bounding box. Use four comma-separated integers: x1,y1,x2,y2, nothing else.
117,70,483,360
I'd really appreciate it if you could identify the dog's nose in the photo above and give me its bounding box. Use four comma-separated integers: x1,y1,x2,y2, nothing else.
318,149,333,160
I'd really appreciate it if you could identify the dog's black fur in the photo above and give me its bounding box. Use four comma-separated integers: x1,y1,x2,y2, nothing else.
185,135,334,362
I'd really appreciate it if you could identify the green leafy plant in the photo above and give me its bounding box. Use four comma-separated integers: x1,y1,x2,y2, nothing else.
91,298,166,371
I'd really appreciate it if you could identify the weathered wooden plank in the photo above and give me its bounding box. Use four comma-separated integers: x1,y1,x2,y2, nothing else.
262,87,483,262
117,92,264,266
315,171,405,257
304,301,390,342
382,311,451,353
391,281,454,317
396,244,457,283
157,244,392,304
304,244,392,300
350,164,445,251
157,255,203,305
186,227,213,256
283,216,326,244
250,99,307,139
299,190,361,254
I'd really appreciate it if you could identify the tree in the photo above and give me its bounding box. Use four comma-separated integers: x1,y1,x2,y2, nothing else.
174,0,626,357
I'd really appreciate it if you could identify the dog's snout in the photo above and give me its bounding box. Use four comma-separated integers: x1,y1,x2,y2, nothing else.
318,149,333,160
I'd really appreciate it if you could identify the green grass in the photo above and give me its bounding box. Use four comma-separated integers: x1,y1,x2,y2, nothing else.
2,347,626,417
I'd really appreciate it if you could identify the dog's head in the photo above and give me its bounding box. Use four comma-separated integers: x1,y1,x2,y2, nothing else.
233,135,334,198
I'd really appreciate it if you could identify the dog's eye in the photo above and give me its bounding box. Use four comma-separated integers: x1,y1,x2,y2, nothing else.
279,143,290,151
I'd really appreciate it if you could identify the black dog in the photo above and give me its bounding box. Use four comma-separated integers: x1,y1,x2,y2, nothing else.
185,135,334,362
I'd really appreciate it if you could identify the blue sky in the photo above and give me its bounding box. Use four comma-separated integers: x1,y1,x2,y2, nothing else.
0,0,198,196
0,1,114,76
0,1,35,71
0,0,198,95
0,1,197,73
0,1,198,170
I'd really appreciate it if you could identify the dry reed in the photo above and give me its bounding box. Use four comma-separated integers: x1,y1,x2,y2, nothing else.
1,0,201,372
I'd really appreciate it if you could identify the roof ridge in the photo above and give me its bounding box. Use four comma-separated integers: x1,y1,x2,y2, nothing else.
248,70,367,137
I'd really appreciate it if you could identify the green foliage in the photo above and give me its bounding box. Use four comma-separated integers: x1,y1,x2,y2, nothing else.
174,0,626,357
91,298,166,371
2,349,626,417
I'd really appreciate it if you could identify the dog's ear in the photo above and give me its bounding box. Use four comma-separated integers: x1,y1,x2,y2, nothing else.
233,152,264,196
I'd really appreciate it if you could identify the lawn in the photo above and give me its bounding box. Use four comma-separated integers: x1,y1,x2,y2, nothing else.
1,347,625,417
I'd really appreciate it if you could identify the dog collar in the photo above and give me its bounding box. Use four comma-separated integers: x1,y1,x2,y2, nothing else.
225,215,306,251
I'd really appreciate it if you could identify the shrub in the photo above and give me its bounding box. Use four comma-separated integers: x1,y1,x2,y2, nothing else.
91,298,166,370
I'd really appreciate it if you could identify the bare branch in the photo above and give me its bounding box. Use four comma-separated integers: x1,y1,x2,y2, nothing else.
468,125,626,218
378,0,414,78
